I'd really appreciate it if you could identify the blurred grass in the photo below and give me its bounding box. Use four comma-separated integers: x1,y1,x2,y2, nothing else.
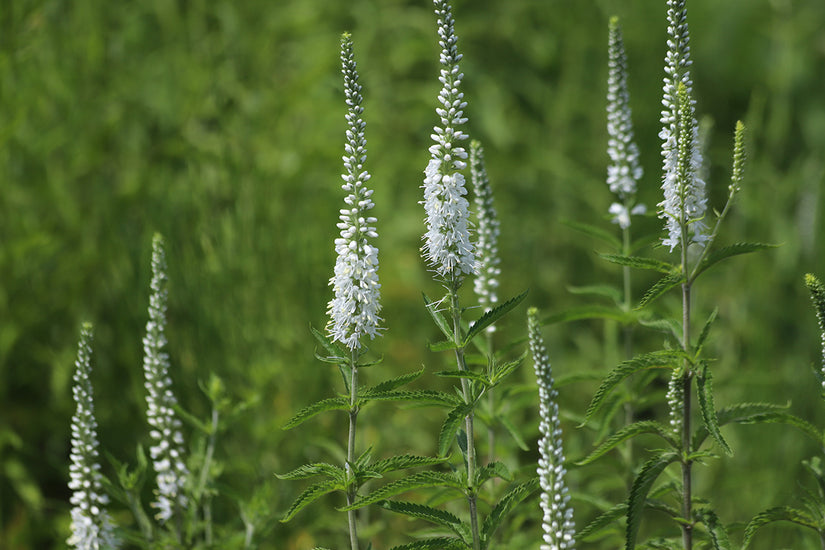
1,0,824,548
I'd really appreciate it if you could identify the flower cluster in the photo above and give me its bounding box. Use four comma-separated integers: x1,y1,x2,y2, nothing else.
659,0,707,251
421,0,475,279
528,308,575,550
606,16,645,229
327,33,382,350
469,140,501,316
143,234,188,523
68,323,119,550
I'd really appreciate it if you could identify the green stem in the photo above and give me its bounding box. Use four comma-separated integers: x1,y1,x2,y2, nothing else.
485,330,496,465
621,225,635,481
347,349,361,550
689,187,737,283
197,406,219,546
680,222,694,550
450,281,480,550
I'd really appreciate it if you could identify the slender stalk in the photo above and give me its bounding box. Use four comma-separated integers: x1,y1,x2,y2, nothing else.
620,225,635,481
196,406,219,546
450,282,480,550
347,349,360,550
486,330,496,465
680,221,693,550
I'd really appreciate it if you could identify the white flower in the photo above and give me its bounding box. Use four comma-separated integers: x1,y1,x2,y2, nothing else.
609,203,647,230
143,234,188,523
659,0,708,252
469,141,501,321
327,33,382,350
528,309,575,550
68,324,119,550
421,0,475,279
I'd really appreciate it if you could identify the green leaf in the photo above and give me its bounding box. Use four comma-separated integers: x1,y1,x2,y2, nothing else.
340,471,463,511
310,325,348,363
474,461,512,487
734,411,823,445
481,478,540,544
583,350,684,425
389,537,466,550
575,421,678,466
275,463,345,482
490,352,526,385
438,403,474,457
742,506,820,549
695,308,718,356
360,390,460,407
282,397,350,429
692,402,789,449
463,290,528,346
365,368,425,394
542,305,631,325
567,284,624,303
562,219,622,248
696,364,732,455
638,317,683,344
637,272,685,309
370,454,448,475
380,500,461,529
693,242,778,280
423,293,454,340
626,452,679,550
696,508,731,550
499,414,530,451
599,254,677,273
428,339,458,352
280,480,340,522
577,502,627,542
436,369,491,386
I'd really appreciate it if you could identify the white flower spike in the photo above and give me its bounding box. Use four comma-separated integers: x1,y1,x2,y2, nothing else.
469,140,501,318
327,33,382,350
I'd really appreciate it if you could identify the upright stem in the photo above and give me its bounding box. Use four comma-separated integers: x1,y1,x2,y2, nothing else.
620,225,635,481
450,283,481,550
680,226,693,550
347,350,360,550
485,330,496,465
197,407,219,546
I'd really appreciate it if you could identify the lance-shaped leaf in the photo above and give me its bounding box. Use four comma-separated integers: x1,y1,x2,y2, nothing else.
499,415,529,451
463,290,528,346
567,284,624,304
637,272,685,310
490,352,526,385
697,508,731,550
364,368,425,394
380,500,462,531
423,293,455,340
436,369,491,387
360,389,460,407
599,253,677,273
428,339,459,352
340,471,464,511
474,461,512,487
280,480,341,522
692,242,778,280
389,537,466,550
562,219,622,248
275,463,345,482
541,305,631,325
577,502,627,542
310,325,348,362
576,421,678,466
583,350,685,424
438,402,475,457
282,397,350,429
692,402,790,449
638,316,683,345
695,308,718,355
481,478,540,544
696,363,732,455
626,451,678,550
370,454,449,475
742,506,821,549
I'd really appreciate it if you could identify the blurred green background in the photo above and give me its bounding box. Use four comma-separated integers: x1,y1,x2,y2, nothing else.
2,0,825,547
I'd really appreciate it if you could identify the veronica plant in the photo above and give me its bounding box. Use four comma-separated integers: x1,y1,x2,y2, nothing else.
68,323,119,550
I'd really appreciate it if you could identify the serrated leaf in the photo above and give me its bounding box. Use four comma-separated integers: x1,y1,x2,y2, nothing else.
695,308,718,356
370,454,448,475
696,364,732,455
381,500,461,529
436,369,491,386
490,352,526,385
733,411,822,445
692,402,789,449
697,508,730,550
481,478,540,543
280,480,340,522
463,290,528,346
583,350,684,425
626,452,679,550
275,463,344,482
567,284,624,303
365,368,425,395
428,339,458,352
693,242,778,280
637,272,685,309
599,254,677,273
423,293,454,340
542,305,631,325
562,218,623,248
576,421,678,466
577,502,627,541
475,461,512,487
742,506,820,549
340,471,463,511
310,325,348,363
638,317,683,344
439,403,474,457
389,537,466,550
282,397,350,429
361,390,460,407
499,414,530,451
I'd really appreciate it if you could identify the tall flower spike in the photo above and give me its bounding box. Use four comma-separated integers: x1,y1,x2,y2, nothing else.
421,0,475,279
68,323,119,550
143,234,188,523
528,308,575,550
659,0,707,251
327,32,382,350
606,16,645,230
469,140,501,321
805,274,825,393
